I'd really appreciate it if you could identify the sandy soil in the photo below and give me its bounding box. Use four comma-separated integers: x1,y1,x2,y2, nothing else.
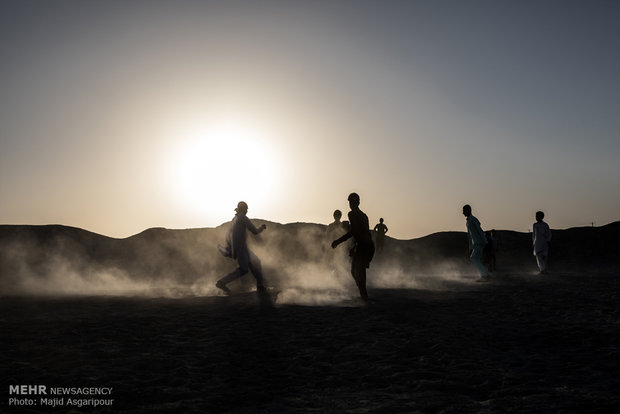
2,271,620,413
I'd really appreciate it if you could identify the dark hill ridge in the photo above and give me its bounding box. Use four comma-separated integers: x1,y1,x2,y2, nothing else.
0,221,618,295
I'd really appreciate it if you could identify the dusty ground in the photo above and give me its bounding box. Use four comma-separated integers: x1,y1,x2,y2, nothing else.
2,271,620,413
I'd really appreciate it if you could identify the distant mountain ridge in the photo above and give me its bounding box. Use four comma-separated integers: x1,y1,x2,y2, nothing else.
1,221,618,295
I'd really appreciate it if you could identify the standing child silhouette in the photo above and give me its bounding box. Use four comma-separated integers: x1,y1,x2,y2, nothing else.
332,193,375,301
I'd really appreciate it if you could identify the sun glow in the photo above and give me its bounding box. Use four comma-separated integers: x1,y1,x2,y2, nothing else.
169,122,279,223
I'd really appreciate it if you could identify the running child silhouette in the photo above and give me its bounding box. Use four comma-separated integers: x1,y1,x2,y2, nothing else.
216,201,267,294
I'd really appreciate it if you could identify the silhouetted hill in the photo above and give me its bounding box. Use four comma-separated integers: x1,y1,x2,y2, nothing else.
0,221,618,295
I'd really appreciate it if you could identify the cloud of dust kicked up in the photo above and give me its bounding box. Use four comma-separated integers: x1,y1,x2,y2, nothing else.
0,223,484,303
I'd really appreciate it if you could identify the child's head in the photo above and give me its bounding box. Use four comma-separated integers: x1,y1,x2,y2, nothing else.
536,211,545,222
348,193,360,209
235,201,249,214
462,204,472,217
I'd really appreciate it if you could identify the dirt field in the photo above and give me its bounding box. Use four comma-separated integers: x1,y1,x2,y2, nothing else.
2,271,620,413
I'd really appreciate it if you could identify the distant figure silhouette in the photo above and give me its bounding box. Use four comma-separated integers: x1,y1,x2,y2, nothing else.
533,211,552,274
462,204,489,282
326,210,345,239
325,209,347,265
373,218,389,253
216,201,267,294
332,193,375,301
484,230,498,272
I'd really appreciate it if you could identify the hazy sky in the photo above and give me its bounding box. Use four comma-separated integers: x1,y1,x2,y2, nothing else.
1,0,619,239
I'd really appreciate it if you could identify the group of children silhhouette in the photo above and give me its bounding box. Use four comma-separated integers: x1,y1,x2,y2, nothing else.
215,194,552,300
462,205,551,282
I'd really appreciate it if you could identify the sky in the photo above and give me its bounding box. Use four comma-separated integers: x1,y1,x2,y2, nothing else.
1,0,619,240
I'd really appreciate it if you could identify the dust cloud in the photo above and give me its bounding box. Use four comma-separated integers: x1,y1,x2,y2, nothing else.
0,222,478,302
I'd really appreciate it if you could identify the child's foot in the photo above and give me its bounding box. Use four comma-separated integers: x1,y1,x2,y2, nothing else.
216,281,231,294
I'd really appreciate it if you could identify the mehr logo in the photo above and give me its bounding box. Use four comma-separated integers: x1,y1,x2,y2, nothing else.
9,385,47,395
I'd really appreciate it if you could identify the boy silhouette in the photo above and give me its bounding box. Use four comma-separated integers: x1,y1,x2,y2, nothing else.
216,201,267,293
332,193,375,301
462,204,489,282
373,218,388,253
533,211,552,274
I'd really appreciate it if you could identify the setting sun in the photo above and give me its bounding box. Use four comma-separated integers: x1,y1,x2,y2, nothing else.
169,121,279,222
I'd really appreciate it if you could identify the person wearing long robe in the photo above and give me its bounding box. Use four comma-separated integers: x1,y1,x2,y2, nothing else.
533,211,552,274
463,204,489,281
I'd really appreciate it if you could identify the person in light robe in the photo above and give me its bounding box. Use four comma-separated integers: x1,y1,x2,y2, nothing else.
532,211,552,274
462,204,489,282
